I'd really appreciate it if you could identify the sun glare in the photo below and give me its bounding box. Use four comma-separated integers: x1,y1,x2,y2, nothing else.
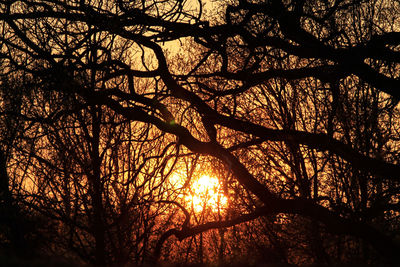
189,175,227,213
169,172,228,213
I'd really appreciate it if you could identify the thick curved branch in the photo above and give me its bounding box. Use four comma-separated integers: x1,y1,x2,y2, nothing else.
153,205,269,261
154,197,400,262
111,35,399,180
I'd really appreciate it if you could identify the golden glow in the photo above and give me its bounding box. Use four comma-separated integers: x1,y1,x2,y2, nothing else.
188,175,227,213
169,172,228,213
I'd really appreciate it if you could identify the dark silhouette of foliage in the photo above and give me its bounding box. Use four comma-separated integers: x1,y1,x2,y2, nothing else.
0,0,399,266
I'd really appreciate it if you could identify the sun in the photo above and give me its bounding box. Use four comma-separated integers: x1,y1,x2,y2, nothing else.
168,172,228,213
188,175,227,213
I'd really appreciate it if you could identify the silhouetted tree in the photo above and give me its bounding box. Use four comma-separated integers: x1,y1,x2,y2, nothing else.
0,0,399,266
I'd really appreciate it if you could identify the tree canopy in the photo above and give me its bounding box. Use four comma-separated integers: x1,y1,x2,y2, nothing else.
0,0,399,266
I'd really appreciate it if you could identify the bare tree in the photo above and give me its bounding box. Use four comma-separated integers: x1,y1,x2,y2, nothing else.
0,0,399,265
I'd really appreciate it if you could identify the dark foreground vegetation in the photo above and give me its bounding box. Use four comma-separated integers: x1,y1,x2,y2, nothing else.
0,0,399,266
